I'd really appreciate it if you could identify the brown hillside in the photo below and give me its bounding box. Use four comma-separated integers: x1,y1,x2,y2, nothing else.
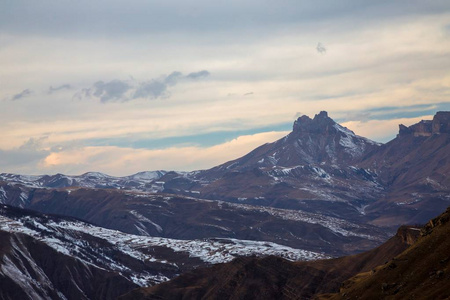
319,207,450,300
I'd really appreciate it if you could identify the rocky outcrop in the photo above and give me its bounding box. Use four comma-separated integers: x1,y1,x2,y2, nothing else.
395,225,420,246
398,120,432,137
292,111,335,134
398,111,450,137
432,111,450,134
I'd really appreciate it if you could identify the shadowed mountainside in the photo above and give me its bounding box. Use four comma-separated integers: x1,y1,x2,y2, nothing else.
0,185,386,257
0,230,137,300
118,224,420,299
319,207,450,300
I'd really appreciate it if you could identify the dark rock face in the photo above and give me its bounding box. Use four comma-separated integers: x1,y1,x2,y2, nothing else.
293,111,334,134
0,231,137,300
432,111,450,134
398,121,432,137
360,113,450,226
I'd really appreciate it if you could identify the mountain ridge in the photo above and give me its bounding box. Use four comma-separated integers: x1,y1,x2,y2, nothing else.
2,111,450,228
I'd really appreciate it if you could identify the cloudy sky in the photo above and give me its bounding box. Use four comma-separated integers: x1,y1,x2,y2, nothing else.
1,0,450,175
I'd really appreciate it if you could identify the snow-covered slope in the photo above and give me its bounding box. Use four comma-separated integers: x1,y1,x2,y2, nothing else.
0,205,327,296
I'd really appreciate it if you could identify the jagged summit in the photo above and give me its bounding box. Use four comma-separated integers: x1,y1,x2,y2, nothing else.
432,111,450,133
164,111,386,208
292,111,361,139
286,111,378,164
398,111,450,137
195,111,381,176
293,111,334,133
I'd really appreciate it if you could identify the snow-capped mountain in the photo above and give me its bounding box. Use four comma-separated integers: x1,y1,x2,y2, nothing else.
159,111,385,222
158,111,450,227
0,170,166,192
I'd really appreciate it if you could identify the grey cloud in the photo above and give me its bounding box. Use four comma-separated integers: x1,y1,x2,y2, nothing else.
132,71,210,100
445,24,450,36
83,80,131,102
133,80,168,99
0,137,49,169
132,72,181,100
186,70,210,80
11,89,32,101
243,92,254,96
81,70,210,102
19,136,49,152
165,71,183,86
316,42,326,54
49,84,72,94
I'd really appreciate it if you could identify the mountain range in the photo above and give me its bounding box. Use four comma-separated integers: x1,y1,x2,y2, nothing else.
3,111,449,228
1,111,449,299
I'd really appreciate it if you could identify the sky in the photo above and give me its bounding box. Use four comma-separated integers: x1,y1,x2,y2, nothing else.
1,0,450,176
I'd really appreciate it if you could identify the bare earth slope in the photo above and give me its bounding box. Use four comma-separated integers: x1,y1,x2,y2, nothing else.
320,207,450,300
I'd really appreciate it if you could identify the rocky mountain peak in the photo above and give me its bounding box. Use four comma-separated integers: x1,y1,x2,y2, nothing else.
398,111,450,137
432,111,450,134
292,111,337,134
314,110,329,119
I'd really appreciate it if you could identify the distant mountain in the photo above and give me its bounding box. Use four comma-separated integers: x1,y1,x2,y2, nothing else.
358,112,450,226
0,170,167,191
